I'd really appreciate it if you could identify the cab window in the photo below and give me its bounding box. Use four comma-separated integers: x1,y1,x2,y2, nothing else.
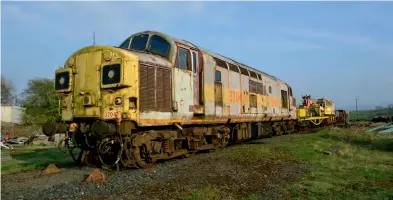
192,52,197,73
130,34,149,51
215,70,222,82
148,35,170,58
119,38,130,49
176,48,190,70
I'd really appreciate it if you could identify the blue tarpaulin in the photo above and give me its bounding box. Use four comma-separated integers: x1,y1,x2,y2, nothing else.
378,127,393,134
366,122,393,133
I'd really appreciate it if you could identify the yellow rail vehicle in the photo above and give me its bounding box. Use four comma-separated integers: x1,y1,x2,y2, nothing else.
43,31,336,169
297,95,336,126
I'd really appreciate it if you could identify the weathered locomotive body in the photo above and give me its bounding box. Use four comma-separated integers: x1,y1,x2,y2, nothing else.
44,31,318,169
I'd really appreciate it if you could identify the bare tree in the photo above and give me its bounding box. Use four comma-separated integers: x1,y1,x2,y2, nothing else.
1,75,16,105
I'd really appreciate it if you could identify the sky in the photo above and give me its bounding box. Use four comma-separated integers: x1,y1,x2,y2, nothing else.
1,1,393,110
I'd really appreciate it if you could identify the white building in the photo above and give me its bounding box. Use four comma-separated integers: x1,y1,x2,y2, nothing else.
1,105,25,125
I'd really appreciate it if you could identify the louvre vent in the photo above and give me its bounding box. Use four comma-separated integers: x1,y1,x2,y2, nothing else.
139,61,172,112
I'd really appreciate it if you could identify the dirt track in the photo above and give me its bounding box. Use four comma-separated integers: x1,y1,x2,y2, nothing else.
1,142,309,200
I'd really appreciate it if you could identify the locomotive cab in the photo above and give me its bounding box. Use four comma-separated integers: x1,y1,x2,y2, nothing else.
54,46,140,122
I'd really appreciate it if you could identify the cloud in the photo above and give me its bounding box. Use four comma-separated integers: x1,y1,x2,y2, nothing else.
2,3,41,22
2,2,209,41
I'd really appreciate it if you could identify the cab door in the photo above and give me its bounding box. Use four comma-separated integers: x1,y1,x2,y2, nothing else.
172,44,194,119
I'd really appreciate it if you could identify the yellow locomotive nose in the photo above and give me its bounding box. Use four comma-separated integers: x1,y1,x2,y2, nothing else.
55,45,139,120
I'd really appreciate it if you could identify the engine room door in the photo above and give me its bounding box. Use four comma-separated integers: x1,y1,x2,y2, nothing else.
214,69,223,117
191,50,200,107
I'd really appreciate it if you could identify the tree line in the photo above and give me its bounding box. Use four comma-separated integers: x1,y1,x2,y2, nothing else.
1,75,61,125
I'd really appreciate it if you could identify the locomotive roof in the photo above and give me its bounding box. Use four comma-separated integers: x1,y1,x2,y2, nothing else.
128,30,284,83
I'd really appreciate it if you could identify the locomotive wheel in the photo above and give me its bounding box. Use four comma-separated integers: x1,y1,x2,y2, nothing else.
273,123,282,136
121,138,139,169
219,134,230,148
132,144,156,169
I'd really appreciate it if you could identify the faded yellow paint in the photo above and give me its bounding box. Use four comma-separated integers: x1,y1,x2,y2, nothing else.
271,96,281,107
224,105,230,115
101,58,140,122
241,91,249,106
222,87,229,105
204,84,215,102
263,96,281,107
325,107,333,115
228,89,242,104
139,116,297,126
204,82,283,111
73,50,101,117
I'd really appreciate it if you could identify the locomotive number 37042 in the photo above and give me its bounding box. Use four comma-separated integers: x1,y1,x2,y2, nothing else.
104,111,117,118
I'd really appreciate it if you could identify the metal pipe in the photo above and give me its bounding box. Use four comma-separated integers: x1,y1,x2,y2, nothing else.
356,97,359,120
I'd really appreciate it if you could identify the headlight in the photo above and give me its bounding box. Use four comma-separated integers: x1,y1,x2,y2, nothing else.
114,97,122,105
108,70,115,79
67,57,75,67
103,50,112,61
55,72,70,90
102,64,121,85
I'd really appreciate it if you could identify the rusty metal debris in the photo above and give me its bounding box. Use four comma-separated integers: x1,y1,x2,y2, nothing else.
322,145,341,155
372,116,393,123
42,164,60,175
85,168,106,184
0,132,40,149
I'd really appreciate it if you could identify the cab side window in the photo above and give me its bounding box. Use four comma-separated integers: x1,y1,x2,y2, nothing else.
149,35,170,58
176,47,190,70
192,52,197,73
215,70,222,82
130,34,149,51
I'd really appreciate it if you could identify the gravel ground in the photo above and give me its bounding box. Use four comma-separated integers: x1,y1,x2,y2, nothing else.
1,142,310,200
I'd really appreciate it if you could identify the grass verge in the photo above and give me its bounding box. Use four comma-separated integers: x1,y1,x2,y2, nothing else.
272,127,393,200
1,145,75,174
183,126,393,200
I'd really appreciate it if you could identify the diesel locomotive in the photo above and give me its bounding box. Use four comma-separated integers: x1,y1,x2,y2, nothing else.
43,31,338,169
